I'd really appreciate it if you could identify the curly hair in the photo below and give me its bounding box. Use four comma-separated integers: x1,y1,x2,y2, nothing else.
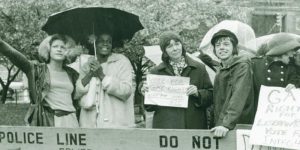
38,34,75,64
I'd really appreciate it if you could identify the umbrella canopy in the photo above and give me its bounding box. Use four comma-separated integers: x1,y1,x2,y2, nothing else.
42,6,144,50
199,20,256,61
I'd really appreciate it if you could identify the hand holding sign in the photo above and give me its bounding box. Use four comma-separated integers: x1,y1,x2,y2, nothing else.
186,85,198,96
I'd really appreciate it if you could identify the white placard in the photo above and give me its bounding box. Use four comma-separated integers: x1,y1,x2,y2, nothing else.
237,130,295,150
144,74,190,108
250,85,300,150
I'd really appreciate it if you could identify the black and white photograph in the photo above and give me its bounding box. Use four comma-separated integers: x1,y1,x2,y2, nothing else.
0,0,300,149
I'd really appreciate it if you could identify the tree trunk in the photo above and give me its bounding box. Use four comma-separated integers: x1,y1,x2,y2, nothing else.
1,86,9,104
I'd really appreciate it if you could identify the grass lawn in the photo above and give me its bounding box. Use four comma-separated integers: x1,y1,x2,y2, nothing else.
0,103,29,126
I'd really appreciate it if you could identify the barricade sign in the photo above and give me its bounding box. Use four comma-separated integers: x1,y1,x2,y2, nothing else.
0,126,236,150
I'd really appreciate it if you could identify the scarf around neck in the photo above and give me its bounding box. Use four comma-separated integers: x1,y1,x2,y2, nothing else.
169,56,187,76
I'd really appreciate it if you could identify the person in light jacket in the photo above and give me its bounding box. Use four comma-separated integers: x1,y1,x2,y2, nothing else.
210,29,255,137
76,32,135,128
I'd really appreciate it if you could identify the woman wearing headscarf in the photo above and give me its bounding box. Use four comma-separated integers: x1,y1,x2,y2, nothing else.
0,34,80,127
210,29,255,137
141,32,213,129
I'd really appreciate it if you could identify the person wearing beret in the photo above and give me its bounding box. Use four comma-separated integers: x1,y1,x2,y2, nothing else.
140,32,213,129
210,29,255,137
252,33,300,113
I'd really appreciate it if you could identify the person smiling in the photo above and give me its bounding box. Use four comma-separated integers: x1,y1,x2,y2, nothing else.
210,29,255,137
76,33,135,128
141,32,213,129
0,34,80,127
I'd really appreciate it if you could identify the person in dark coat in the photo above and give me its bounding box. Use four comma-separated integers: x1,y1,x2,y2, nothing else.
141,32,213,129
252,33,300,113
210,29,255,137
290,49,300,87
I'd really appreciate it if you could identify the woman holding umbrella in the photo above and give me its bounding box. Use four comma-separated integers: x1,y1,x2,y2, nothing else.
75,31,135,128
0,34,80,127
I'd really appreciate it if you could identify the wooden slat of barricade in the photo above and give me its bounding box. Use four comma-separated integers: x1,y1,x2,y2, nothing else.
0,126,236,150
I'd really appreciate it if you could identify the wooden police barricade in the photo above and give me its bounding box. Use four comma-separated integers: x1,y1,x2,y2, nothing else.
0,126,236,150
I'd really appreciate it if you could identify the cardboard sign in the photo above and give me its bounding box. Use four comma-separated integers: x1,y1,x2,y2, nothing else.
145,74,190,108
250,86,300,149
237,130,295,150
0,126,236,150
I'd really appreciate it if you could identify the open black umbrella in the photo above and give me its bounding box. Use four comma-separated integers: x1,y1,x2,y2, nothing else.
42,6,144,54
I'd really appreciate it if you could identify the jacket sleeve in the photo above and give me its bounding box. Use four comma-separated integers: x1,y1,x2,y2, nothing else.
221,63,253,129
102,56,133,101
0,40,31,74
287,65,300,88
194,66,213,107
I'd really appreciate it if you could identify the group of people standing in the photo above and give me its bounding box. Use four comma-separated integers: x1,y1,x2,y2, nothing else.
141,29,300,138
1,24,300,138
0,32,135,128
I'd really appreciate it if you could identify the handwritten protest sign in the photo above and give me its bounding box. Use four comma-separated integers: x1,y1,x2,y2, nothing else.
145,74,190,108
237,130,296,150
250,86,300,150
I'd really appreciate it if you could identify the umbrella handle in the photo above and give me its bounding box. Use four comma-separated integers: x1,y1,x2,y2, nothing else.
93,39,97,60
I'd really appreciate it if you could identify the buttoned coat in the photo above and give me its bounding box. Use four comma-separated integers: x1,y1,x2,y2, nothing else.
146,55,213,129
252,56,297,112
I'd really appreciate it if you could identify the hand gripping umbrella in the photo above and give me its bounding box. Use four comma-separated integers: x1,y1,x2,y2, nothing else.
42,6,144,57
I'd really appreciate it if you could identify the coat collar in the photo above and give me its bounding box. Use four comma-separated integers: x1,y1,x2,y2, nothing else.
106,53,124,63
220,55,250,70
265,56,287,67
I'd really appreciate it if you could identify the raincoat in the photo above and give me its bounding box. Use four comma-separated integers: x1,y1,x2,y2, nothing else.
213,55,255,129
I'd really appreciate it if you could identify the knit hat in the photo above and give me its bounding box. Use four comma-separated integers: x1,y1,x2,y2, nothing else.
159,31,183,52
159,31,186,63
266,33,300,56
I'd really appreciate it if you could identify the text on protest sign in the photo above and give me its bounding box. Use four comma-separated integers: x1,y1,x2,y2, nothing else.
237,130,296,150
145,74,190,108
250,86,300,150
